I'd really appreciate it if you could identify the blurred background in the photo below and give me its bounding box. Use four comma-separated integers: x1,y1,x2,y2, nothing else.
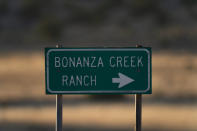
0,0,197,131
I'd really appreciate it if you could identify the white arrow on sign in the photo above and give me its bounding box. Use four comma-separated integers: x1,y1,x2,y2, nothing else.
112,73,134,88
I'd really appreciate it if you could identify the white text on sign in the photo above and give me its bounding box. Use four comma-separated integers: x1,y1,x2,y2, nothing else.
55,56,144,68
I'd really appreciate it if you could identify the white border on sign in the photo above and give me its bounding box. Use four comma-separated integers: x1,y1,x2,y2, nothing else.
46,48,151,94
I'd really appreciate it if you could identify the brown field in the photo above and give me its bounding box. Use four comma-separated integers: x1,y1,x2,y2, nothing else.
0,52,197,131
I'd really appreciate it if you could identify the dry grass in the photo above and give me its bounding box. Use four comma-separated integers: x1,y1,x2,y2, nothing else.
1,52,197,100
153,53,197,98
0,52,197,131
1,104,197,130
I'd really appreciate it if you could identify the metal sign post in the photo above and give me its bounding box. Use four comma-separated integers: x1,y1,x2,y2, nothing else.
56,94,62,131
135,94,142,131
56,45,63,131
135,45,143,131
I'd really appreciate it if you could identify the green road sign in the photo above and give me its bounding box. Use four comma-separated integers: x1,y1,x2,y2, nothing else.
45,48,152,94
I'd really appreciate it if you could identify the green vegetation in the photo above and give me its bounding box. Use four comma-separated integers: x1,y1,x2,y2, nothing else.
0,0,197,50
0,0,8,14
